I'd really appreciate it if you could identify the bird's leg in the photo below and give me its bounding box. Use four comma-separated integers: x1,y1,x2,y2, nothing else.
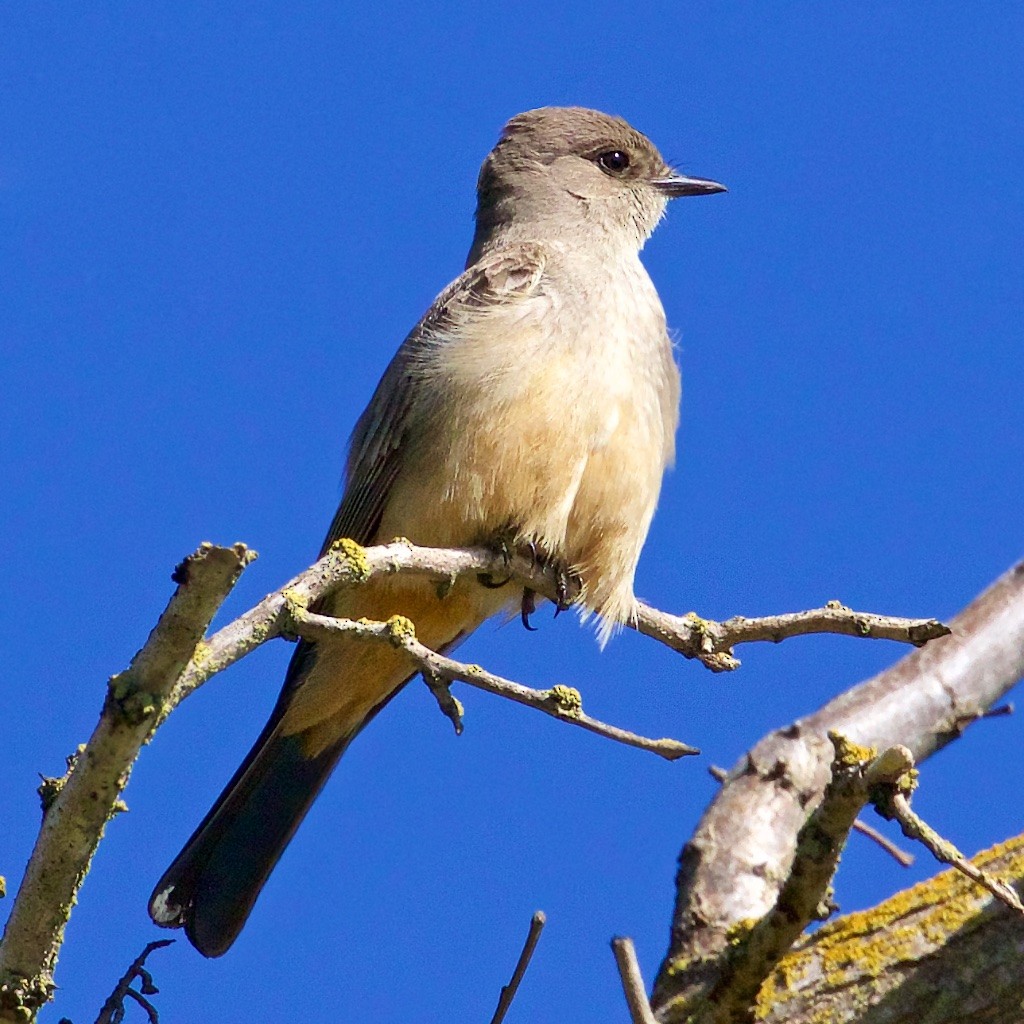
479,530,580,629
552,564,583,618
520,542,581,617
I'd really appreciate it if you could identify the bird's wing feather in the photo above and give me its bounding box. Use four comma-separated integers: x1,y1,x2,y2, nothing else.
319,242,548,553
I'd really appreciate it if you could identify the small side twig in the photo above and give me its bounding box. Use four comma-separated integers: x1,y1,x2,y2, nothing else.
850,819,915,867
875,787,1024,914
489,912,546,1024
710,765,914,867
287,607,699,761
635,600,950,673
983,702,1014,718
421,669,465,735
94,939,174,1024
611,937,658,1024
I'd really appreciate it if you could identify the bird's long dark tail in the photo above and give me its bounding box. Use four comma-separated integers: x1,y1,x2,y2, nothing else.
148,638,405,958
148,717,353,957
149,574,497,958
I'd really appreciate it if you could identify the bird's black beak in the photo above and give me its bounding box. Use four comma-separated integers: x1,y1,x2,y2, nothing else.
653,173,727,198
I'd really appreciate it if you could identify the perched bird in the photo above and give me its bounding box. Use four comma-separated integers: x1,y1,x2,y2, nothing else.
149,106,725,956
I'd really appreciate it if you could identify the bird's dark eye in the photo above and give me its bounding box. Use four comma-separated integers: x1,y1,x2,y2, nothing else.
597,150,631,174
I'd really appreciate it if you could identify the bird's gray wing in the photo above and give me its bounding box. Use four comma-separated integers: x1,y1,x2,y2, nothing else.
318,242,548,554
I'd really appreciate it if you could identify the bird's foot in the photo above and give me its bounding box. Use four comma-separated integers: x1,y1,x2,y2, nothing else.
518,541,583,623
478,531,516,589
552,565,583,617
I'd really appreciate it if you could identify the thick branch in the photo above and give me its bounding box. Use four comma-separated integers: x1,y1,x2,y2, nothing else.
0,544,253,1023
757,834,1024,1024
700,740,915,1024
652,561,1024,1022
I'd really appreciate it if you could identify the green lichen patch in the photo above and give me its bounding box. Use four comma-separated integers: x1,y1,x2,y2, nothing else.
754,834,1024,1017
190,640,213,665
827,731,876,769
683,612,712,636
329,537,371,581
547,684,583,716
281,588,309,612
385,615,417,645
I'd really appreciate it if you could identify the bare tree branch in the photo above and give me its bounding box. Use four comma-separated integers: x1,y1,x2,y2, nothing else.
756,834,1024,1024
489,911,546,1024
651,560,1024,1022
169,540,949,703
0,537,958,1023
879,790,1024,914
94,939,174,1024
711,765,916,866
287,607,698,760
849,818,914,867
611,937,658,1024
700,739,915,1024
0,543,253,1024
636,602,949,672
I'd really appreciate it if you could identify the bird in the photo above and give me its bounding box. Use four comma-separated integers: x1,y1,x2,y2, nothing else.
149,106,725,957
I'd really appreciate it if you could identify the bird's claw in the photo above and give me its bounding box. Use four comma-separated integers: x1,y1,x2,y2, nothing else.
521,588,539,631
479,571,513,589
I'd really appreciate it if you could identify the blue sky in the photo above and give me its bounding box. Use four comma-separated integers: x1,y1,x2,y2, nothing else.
3,5,1023,1022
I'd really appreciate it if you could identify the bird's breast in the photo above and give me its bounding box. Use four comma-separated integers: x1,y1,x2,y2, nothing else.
379,254,679,583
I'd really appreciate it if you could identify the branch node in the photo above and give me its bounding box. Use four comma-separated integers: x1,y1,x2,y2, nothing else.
94,939,175,1024
326,536,371,581
545,684,583,717
384,614,417,647
421,670,464,735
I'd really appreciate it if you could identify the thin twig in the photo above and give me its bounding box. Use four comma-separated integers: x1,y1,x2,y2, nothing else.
94,939,174,1024
633,601,948,673
850,819,914,867
288,608,699,761
611,937,658,1024
881,792,1024,914
489,912,546,1024
983,702,1014,718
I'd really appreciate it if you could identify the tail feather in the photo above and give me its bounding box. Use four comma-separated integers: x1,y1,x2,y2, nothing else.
151,577,504,957
149,639,408,958
149,722,352,958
